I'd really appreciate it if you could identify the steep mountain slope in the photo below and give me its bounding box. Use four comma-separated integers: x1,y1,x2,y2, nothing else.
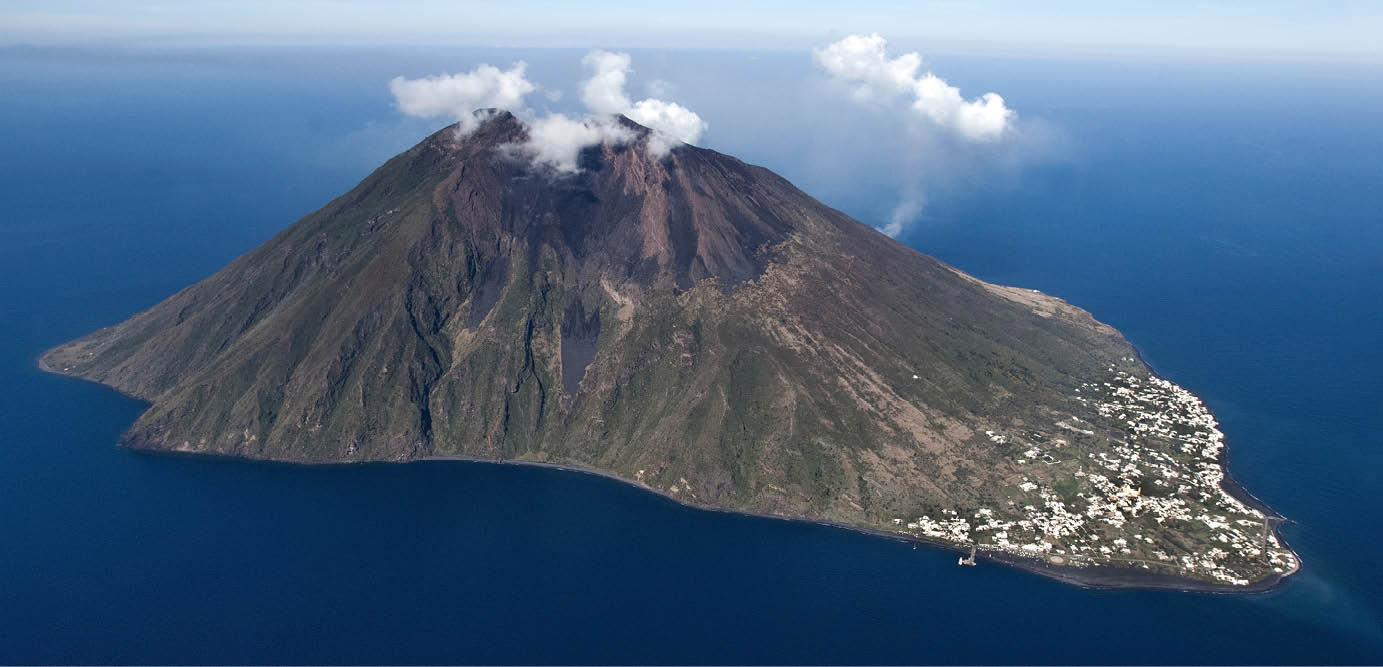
43,112,1297,589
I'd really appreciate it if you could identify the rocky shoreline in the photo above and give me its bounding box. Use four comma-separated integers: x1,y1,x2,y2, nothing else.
40,332,1299,595
433,456,1298,594
110,431,1296,594
1125,343,1302,588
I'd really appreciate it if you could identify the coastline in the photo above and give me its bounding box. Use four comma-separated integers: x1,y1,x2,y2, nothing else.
37,351,1299,594
120,440,1298,594
1123,341,1302,582
419,455,1297,594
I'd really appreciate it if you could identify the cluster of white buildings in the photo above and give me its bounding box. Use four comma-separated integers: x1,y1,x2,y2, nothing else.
901,509,973,542
893,363,1298,586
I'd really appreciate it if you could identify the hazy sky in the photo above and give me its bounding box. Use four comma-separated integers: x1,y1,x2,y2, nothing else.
4,1,1383,61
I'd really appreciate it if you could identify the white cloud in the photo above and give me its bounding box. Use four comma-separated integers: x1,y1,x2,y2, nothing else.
810,33,1025,237
814,33,1013,142
581,49,707,155
628,99,706,155
580,50,635,115
389,50,705,173
389,62,536,134
512,49,709,170
519,114,634,173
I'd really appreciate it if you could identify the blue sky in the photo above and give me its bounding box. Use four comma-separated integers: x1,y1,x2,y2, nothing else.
3,1,1383,61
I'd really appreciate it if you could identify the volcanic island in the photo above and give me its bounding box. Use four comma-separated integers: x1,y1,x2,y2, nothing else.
42,112,1299,591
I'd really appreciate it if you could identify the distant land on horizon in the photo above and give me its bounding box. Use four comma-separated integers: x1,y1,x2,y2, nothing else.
42,111,1299,591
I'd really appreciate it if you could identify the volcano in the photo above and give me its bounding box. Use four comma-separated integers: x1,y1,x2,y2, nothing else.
43,111,1298,589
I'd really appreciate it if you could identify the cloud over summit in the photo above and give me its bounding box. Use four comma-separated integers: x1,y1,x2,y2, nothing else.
388,63,536,134
384,38,1028,238
581,49,707,155
390,50,706,172
521,114,634,173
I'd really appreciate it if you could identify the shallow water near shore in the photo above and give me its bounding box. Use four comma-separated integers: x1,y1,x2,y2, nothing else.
2,47,1381,663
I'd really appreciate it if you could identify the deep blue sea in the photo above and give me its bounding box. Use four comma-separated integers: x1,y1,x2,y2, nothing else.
2,46,1381,664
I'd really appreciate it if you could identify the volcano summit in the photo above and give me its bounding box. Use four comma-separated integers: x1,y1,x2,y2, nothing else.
43,112,1298,590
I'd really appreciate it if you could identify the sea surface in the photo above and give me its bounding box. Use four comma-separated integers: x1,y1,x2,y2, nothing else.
1,46,1381,664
